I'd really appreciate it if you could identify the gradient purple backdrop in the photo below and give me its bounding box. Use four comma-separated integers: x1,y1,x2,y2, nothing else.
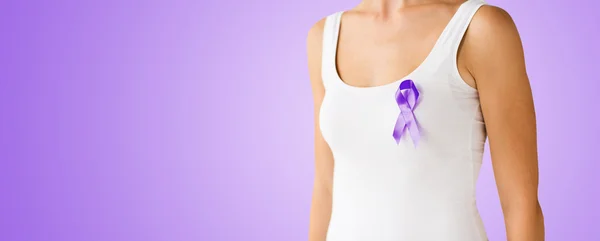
1,0,598,240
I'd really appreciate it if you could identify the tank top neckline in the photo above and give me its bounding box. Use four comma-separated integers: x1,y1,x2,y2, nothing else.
328,0,477,93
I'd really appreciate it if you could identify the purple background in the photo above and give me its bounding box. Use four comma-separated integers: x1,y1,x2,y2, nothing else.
1,0,598,240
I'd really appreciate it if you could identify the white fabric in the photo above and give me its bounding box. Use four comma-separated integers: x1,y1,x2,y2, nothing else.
319,0,489,240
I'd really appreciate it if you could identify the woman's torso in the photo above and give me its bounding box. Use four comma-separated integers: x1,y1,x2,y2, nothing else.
319,0,489,240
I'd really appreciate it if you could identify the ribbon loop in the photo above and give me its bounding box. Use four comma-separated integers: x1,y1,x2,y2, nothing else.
393,79,420,146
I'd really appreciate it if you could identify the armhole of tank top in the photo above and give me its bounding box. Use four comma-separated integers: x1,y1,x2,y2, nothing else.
448,0,487,93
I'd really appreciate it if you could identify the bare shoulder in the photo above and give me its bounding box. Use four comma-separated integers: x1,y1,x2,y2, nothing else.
462,4,526,77
306,15,328,52
466,4,522,48
306,14,330,87
472,4,516,28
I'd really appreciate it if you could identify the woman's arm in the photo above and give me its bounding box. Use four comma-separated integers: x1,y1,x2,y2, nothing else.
462,5,545,241
306,17,335,241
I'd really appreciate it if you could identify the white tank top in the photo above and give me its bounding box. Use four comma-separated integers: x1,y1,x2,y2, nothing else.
319,0,489,240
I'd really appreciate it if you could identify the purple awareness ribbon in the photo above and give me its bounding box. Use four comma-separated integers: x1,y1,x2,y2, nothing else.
393,79,420,146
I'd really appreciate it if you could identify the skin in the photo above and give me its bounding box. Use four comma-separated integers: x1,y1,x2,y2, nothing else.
306,0,544,240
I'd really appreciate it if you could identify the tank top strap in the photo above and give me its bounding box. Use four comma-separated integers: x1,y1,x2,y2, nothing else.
439,0,488,53
320,11,343,90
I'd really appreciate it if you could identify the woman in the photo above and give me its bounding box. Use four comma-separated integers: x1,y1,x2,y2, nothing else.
305,0,545,240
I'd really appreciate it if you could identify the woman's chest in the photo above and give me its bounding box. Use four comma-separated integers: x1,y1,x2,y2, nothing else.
318,80,476,154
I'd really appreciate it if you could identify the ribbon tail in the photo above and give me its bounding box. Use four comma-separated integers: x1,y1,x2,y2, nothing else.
406,117,420,147
392,116,407,144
